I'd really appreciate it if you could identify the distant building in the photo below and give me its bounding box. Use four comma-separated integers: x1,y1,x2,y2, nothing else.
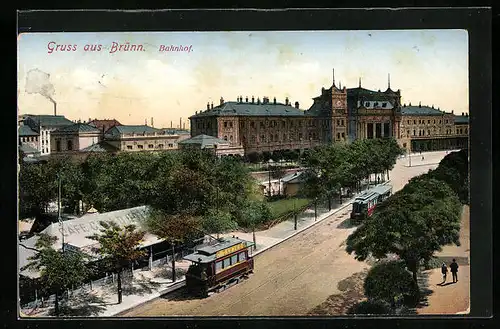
22,115,74,156
104,125,184,152
399,104,468,152
50,122,101,153
18,125,39,150
87,118,123,139
178,134,244,156
282,171,306,197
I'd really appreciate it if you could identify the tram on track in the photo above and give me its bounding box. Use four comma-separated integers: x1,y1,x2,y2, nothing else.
183,237,254,297
350,183,393,222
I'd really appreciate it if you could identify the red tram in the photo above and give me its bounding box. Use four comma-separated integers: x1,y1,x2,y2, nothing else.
183,237,254,297
350,183,393,221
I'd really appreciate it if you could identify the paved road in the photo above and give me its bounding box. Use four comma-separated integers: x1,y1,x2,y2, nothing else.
120,151,449,317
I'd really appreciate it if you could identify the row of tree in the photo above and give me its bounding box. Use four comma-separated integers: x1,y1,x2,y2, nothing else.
345,149,468,313
301,138,405,207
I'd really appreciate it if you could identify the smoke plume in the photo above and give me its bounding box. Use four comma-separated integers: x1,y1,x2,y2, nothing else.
25,68,56,104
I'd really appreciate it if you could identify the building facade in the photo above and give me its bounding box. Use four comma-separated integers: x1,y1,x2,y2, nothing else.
104,125,186,152
18,125,39,150
399,104,469,152
22,115,75,156
87,119,122,140
178,134,245,156
51,123,101,153
190,69,468,155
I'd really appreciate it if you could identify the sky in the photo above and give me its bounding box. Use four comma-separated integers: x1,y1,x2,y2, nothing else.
17,30,469,129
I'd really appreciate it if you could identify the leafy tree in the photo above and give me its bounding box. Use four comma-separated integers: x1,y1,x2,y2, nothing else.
237,200,272,250
144,209,201,282
201,209,238,238
346,178,462,295
19,161,57,218
21,233,90,316
347,299,392,315
363,261,418,307
87,221,146,304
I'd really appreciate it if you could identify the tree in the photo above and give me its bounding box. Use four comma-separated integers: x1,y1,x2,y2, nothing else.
87,221,146,304
19,161,57,218
144,209,201,282
363,261,418,308
347,299,392,315
201,209,238,238
346,178,462,295
237,200,272,250
21,233,90,316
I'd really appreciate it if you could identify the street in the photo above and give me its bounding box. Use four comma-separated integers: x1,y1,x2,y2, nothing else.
121,151,449,316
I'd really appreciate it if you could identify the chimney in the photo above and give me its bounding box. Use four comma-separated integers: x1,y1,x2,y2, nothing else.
183,122,186,129
257,97,261,104
285,97,289,106
207,102,210,110
171,121,173,128
211,102,214,109
294,101,299,109
462,112,464,116
151,117,154,127
321,87,325,94
145,118,147,126
251,96,255,104
451,110,454,114
220,97,224,105
419,101,421,108
245,96,248,103
273,97,276,104
466,113,468,117
53,102,57,116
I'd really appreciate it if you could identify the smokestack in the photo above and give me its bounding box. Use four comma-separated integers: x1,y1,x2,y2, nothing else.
171,121,173,128
180,117,182,129
53,102,57,116
151,117,154,127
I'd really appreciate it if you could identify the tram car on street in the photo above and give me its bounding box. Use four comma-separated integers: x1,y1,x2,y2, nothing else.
183,237,254,297
350,183,393,222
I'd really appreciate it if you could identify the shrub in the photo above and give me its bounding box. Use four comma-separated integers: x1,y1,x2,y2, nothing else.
347,299,392,315
364,260,418,307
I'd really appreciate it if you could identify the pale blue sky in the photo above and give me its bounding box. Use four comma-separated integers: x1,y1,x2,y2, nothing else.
18,30,469,128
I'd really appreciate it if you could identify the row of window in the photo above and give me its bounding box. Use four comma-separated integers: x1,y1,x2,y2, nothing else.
214,251,247,274
336,132,346,139
405,127,466,137
243,131,320,144
406,119,449,125
336,119,345,126
21,136,38,142
125,143,174,150
55,140,73,151
363,101,388,108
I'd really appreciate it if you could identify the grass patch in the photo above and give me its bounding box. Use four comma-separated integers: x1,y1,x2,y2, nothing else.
267,197,311,219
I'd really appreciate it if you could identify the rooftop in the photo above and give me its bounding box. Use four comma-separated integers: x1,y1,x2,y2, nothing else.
80,141,119,153
105,125,161,137
24,115,74,127
178,134,230,148
183,237,254,264
19,144,40,154
18,125,39,137
401,105,446,116
190,100,306,118
53,123,101,134
454,115,469,124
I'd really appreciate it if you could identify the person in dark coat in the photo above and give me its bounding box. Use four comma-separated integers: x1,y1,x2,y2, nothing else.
441,263,448,283
450,259,459,283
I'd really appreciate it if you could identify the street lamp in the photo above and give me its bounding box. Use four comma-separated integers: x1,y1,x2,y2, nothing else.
267,159,274,198
57,174,65,253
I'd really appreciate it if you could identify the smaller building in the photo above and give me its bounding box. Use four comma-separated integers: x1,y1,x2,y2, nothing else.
87,118,123,140
104,125,183,152
23,115,75,156
19,144,41,158
51,123,101,153
18,125,39,150
178,134,245,157
281,171,306,197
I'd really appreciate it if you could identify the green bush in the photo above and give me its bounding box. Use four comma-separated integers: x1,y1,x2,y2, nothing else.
347,299,392,315
364,261,418,307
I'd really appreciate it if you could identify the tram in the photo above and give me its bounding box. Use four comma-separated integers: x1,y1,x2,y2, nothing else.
183,236,254,297
350,183,393,222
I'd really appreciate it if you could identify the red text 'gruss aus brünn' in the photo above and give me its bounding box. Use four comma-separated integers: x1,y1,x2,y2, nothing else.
46,41,147,54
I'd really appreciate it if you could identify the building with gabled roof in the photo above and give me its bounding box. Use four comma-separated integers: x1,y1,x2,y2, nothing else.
178,134,244,156
87,118,122,136
104,125,186,152
50,122,101,153
22,114,75,156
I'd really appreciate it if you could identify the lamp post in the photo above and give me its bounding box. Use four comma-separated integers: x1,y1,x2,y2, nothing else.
57,174,65,253
408,146,412,167
267,159,274,198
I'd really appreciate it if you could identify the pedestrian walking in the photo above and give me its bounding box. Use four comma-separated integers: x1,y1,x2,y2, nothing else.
450,259,459,283
441,263,448,283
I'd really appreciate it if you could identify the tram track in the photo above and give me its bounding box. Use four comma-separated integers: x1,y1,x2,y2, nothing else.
120,208,353,316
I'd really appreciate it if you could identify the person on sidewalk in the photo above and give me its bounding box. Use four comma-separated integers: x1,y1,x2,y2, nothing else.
450,259,459,283
441,262,448,283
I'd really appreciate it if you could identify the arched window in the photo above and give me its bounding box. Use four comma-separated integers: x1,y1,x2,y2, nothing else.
67,140,73,151
56,140,61,152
